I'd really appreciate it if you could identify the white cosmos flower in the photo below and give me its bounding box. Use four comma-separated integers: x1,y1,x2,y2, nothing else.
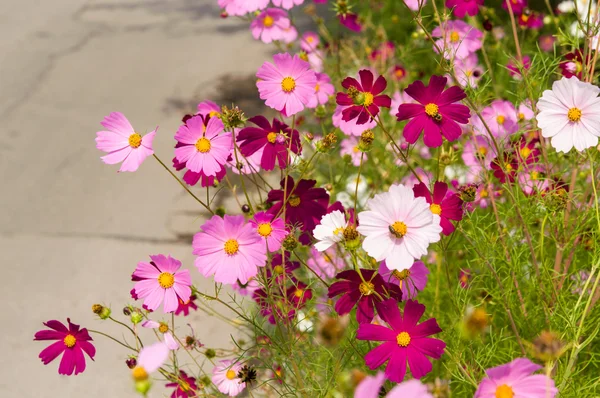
357,184,442,271
536,76,600,153
313,210,347,252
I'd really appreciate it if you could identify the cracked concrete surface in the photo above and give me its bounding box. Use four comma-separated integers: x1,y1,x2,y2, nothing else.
0,1,269,396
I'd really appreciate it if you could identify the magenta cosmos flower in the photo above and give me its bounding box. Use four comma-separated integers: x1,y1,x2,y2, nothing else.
333,104,377,136
396,75,470,147
193,214,267,285
328,269,402,324
413,181,464,235
339,12,362,32
336,70,392,125
379,260,429,299
475,358,558,398
256,53,316,116
357,299,446,383
174,115,232,177
95,112,156,172
251,8,293,44
446,0,483,18
166,370,198,398
432,20,483,60
249,211,287,252
132,254,192,313
34,318,95,376
237,116,301,171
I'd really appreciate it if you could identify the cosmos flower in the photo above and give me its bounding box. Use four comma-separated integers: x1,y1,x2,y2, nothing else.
197,100,220,117
462,135,497,182
559,50,584,79
272,0,304,9
333,104,378,136
517,12,544,29
339,13,362,32
256,53,317,116
313,210,348,251
396,75,470,147
403,0,427,11
354,372,433,398
306,72,335,108
452,53,484,88
95,112,156,172
413,181,464,235
166,371,198,398
336,70,392,125
357,299,446,383
212,360,246,396
328,269,402,324
300,31,320,52
249,211,287,252
502,0,527,14
475,358,558,398
131,342,170,383
34,319,95,376
446,0,483,17
131,254,192,313
237,116,301,171
537,76,600,152
507,56,531,79
307,247,346,279
391,65,408,81
192,215,267,285
174,295,198,316
432,20,483,60
379,260,429,299
141,320,179,350
340,136,366,166
491,154,519,183
250,8,294,44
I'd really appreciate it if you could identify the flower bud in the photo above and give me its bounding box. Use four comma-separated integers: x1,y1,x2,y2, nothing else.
204,348,216,359
458,184,477,203
241,204,250,213
123,306,132,316
220,105,246,130
316,132,338,153
135,380,151,395
282,234,299,251
215,207,226,217
343,225,361,250
125,357,137,369
92,304,112,319
130,312,144,325
358,130,375,152
92,304,104,315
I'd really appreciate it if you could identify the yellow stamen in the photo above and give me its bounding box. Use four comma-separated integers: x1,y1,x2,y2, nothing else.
352,146,360,153
294,288,304,298
359,281,375,296
495,384,514,398
257,223,273,237
281,77,296,93
209,110,220,118
430,203,442,215
263,15,274,27
390,221,408,238
496,115,505,125
195,137,211,153
132,366,148,382
518,112,525,121
478,146,488,156
315,83,320,92
363,92,374,107
224,239,239,255
273,265,284,274
333,227,344,235
226,369,237,380
480,188,489,198
158,272,175,289
128,133,142,148
393,269,411,281
63,334,76,348
267,132,277,144
396,331,411,347
567,107,582,122
520,147,531,158
289,195,301,207
425,103,439,117
158,323,169,333
450,31,460,42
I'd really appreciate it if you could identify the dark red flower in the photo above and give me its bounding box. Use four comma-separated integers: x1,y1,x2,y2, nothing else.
491,154,518,183
559,50,585,79
515,137,540,166
166,370,198,398
287,281,313,307
237,116,301,171
336,70,392,125
446,0,483,18
413,181,464,235
175,294,199,316
339,13,362,32
396,75,470,148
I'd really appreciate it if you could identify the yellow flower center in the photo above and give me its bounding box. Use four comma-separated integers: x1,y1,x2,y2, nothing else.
257,223,273,237
267,132,277,144
393,269,411,281
299,52,308,62
289,195,301,207
63,334,76,348
226,369,237,380
195,137,211,153
180,381,191,392
430,203,442,215
315,83,320,93
224,239,239,255
520,147,531,158
359,281,375,296
281,77,296,93
496,115,505,125
274,265,284,274
425,103,439,117
209,110,220,118
363,92,374,107
568,107,582,122
478,146,488,156
307,36,314,43
518,112,525,121
353,146,360,153
480,188,489,198
263,15,274,27
390,221,408,238
158,323,169,333
295,288,304,298
450,31,460,42
333,227,344,235
158,272,175,289
129,133,142,148
396,331,411,347
505,163,514,172
132,366,149,382
395,69,405,78
495,384,514,398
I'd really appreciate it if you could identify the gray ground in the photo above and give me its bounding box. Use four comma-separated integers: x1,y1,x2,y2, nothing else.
0,1,270,396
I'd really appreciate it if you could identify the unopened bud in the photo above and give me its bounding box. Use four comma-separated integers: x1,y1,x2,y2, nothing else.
458,184,477,203
215,207,226,217
220,105,246,129
358,130,375,151
134,379,151,395
123,306,132,316
282,234,298,251
204,348,216,359
130,312,144,325
125,357,137,369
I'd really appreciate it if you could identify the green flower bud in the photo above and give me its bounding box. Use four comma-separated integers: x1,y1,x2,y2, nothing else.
130,312,144,325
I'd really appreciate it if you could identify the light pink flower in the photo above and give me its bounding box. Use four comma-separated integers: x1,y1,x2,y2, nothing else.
403,0,427,10
174,115,232,176
218,0,248,16
306,72,335,108
473,100,518,139
516,101,535,122
134,342,170,378
256,53,317,116
132,255,192,313
340,137,365,166
249,211,287,252
272,0,304,10
141,320,179,350
212,360,246,396
333,105,377,136
307,50,324,72
462,135,496,182
300,31,320,52
244,0,270,12
307,247,346,279
95,112,156,172
390,90,415,117
193,215,267,285
251,9,293,43
432,20,483,60
355,371,433,397
452,53,484,88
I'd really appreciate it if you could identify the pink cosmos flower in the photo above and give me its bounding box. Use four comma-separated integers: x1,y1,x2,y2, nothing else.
357,299,446,383
390,91,415,117
396,75,471,147
355,372,433,398
232,278,261,296
237,116,301,171
212,360,246,396
174,115,232,177
244,0,270,12
391,65,407,81
516,101,535,122
459,269,472,288
251,9,294,44
141,320,179,350
339,13,362,32
193,214,267,285
166,370,198,398
446,0,483,17
336,70,392,125
539,34,556,52
218,0,248,16
518,166,549,196
462,135,496,182
432,20,483,60
507,56,531,79
333,105,377,136
369,42,395,63
131,254,192,313
413,181,464,235
403,0,427,11
228,136,263,176
473,100,518,139
340,137,366,166
518,12,544,29
309,247,346,279
272,0,304,9
306,72,335,108
256,53,317,116
95,112,156,172
197,100,220,117
249,211,287,252
305,49,324,72
34,319,95,376
379,260,429,299
502,0,527,14
452,53,484,88
133,342,170,381
475,358,558,397
300,31,320,52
